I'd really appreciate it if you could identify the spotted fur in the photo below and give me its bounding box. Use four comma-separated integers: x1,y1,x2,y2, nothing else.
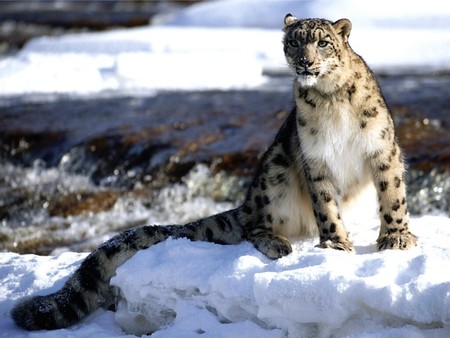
12,14,417,331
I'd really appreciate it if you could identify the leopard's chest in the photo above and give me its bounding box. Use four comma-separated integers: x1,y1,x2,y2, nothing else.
299,104,371,192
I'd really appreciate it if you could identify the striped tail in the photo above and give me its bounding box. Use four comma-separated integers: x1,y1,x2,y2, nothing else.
11,208,244,330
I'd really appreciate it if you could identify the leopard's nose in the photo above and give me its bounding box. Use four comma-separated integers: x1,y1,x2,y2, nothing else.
299,58,314,69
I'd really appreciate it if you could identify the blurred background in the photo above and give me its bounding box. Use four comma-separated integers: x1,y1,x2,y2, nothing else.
0,0,449,255
0,0,201,54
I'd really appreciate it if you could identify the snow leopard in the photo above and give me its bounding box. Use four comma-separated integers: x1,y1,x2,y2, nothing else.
12,14,417,331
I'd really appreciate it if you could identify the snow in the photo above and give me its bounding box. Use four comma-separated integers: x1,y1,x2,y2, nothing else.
112,217,450,337
0,0,449,96
1,216,450,337
1,0,450,337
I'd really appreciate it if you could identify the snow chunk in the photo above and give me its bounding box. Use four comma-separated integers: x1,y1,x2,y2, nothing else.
111,217,450,337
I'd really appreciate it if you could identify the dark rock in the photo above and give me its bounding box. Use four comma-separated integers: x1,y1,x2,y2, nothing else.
0,130,66,166
48,190,121,217
396,117,450,171
0,91,292,187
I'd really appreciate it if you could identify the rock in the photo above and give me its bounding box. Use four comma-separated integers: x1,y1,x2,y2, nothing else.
48,190,121,217
0,91,292,187
395,111,450,171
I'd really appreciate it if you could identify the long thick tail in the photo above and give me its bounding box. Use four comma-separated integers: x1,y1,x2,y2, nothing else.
11,208,244,330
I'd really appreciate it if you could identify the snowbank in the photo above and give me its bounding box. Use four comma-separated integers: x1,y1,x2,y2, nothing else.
0,27,276,96
0,0,449,96
1,216,450,337
158,0,450,30
110,215,450,337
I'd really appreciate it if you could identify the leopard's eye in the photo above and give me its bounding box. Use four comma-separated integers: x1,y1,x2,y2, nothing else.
318,40,329,48
288,39,299,48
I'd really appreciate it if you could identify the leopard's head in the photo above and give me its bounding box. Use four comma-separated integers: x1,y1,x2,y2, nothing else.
283,14,353,93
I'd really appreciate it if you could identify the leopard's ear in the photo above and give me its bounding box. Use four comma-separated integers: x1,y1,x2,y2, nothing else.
333,19,352,41
283,13,298,31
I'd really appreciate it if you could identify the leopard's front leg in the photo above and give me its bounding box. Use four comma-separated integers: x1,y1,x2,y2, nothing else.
305,160,354,252
369,139,417,250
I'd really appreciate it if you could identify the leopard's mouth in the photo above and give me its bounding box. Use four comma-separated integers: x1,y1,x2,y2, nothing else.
296,68,319,77
294,67,321,87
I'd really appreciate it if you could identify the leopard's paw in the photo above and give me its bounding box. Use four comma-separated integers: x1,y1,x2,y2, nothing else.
377,230,417,250
316,238,354,253
253,234,293,259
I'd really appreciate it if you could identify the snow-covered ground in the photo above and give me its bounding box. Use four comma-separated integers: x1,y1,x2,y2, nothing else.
1,0,450,337
2,216,450,337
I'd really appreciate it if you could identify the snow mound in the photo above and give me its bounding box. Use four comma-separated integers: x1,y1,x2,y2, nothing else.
111,216,450,337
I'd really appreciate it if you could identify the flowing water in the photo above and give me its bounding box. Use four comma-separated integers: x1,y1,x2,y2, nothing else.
0,74,449,255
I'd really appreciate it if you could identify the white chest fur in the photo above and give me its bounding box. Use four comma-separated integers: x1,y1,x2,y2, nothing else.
299,103,373,194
